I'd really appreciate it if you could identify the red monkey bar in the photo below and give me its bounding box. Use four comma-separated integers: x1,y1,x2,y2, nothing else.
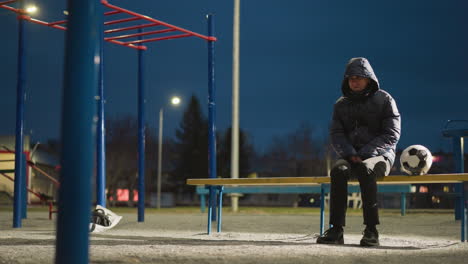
0,0,217,50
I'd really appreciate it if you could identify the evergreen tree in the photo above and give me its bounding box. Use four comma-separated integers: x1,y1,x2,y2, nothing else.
217,127,255,178
172,95,208,193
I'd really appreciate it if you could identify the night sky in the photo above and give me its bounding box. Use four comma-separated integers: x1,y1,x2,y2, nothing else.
1,0,467,154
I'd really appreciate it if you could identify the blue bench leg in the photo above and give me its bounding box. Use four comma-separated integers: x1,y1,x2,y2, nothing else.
462,182,467,242
456,183,463,220
400,192,406,216
200,194,206,213
211,191,217,222
217,186,224,233
320,184,325,235
207,186,215,234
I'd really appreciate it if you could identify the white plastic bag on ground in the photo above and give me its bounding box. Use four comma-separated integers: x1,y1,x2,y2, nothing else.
89,205,122,233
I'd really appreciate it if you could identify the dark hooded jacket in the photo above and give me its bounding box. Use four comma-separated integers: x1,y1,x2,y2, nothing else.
330,57,401,166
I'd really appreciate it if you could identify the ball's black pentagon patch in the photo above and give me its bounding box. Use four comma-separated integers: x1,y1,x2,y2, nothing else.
417,160,426,169
403,161,413,171
416,149,428,160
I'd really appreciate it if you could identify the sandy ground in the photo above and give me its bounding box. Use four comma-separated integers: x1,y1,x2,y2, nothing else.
0,209,467,263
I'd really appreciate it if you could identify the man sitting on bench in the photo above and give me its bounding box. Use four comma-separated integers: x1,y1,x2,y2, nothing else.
316,57,401,246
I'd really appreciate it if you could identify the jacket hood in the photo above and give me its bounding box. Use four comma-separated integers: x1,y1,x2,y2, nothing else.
341,57,380,99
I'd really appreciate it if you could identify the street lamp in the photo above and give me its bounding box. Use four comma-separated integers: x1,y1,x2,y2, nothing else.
157,96,181,209
25,5,37,14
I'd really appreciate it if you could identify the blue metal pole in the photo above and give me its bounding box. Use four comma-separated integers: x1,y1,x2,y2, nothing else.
200,194,206,213
401,192,406,216
217,186,224,232
13,10,26,228
207,186,213,234
454,137,464,173
462,182,466,242
22,152,27,219
207,14,217,222
96,13,106,207
454,137,463,220
137,28,146,222
55,0,100,263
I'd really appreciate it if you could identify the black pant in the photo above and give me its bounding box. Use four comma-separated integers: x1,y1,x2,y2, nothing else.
329,158,388,227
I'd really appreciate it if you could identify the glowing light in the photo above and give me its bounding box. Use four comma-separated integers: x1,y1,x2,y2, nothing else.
443,186,450,192
432,155,441,162
25,5,38,14
171,96,181,106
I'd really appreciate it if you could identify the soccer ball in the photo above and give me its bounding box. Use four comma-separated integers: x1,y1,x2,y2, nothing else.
400,145,433,175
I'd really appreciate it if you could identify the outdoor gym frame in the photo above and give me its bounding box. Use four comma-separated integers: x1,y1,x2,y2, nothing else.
1,1,217,262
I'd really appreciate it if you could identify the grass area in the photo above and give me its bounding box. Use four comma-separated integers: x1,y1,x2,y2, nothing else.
0,205,455,215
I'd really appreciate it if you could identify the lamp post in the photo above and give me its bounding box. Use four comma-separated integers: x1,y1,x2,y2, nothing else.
157,96,181,209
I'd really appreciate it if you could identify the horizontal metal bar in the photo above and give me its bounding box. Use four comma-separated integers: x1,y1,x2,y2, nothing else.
46,11,120,27
104,10,122,16
48,19,67,26
1,172,48,201
104,16,141,26
0,2,17,12
22,16,67,30
196,184,412,194
105,28,176,41
0,0,17,6
101,0,216,42
124,33,192,44
105,22,160,34
28,162,60,187
107,39,147,50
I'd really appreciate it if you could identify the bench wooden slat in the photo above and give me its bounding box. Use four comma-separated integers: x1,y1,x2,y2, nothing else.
187,173,468,186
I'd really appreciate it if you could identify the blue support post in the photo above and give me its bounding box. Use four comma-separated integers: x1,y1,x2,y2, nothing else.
96,18,106,207
137,28,146,222
200,194,206,213
442,124,468,221
454,137,463,220
13,9,26,228
207,186,214,234
320,184,325,235
55,0,100,263
217,186,224,232
21,153,27,219
401,192,406,216
462,182,467,242
207,14,217,222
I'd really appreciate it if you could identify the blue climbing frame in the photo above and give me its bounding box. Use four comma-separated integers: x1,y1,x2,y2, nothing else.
1,0,218,261
1,0,217,226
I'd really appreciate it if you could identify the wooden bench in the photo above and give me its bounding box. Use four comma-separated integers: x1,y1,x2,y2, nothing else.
195,184,412,214
187,173,468,242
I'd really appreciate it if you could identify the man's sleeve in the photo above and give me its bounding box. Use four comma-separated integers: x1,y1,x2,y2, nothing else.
357,96,401,158
330,104,357,158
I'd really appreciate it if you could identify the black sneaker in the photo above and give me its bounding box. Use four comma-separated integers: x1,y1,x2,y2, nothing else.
316,226,344,244
360,226,379,247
